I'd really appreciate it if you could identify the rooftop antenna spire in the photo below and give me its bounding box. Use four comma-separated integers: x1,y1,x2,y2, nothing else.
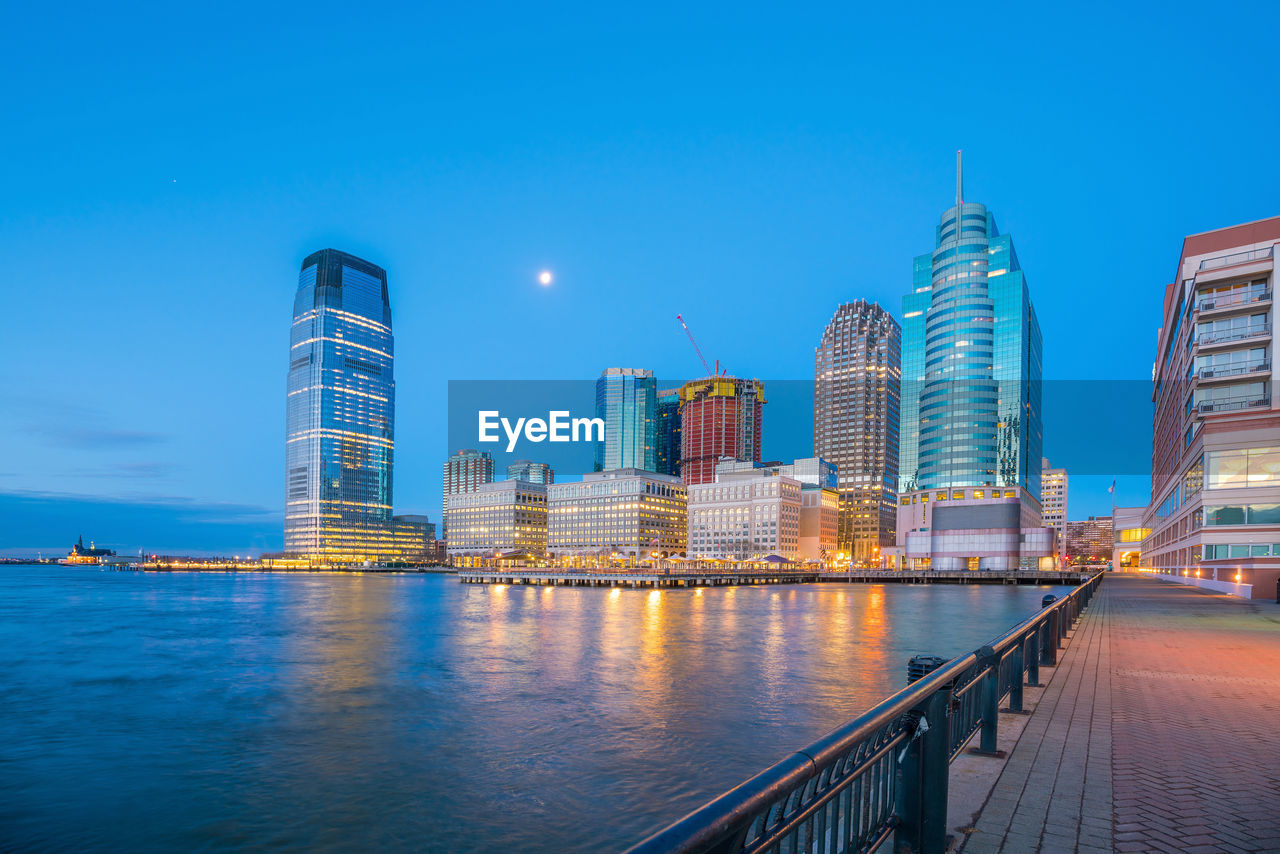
956,149,963,206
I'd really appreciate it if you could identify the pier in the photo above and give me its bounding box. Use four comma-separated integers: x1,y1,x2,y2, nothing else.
457,568,1095,588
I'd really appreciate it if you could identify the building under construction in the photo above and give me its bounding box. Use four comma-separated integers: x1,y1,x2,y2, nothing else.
678,377,765,485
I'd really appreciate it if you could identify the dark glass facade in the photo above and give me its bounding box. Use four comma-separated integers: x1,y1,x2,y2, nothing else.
284,249,396,560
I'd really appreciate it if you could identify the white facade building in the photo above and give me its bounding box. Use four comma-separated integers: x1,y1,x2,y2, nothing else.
547,469,686,560
688,467,802,560
445,480,547,558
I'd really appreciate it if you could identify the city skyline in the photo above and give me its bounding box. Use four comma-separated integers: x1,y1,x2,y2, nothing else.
4,4,1280,554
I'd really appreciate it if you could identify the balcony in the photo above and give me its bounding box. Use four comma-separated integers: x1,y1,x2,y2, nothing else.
1195,323,1272,350
1194,289,1271,317
1198,246,1273,272
1194,395,1271,414
1195,360,1271,383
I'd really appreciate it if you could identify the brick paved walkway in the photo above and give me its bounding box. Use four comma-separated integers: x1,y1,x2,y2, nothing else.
959,574,1280,854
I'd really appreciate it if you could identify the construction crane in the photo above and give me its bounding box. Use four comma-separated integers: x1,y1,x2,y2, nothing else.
676,314,716,377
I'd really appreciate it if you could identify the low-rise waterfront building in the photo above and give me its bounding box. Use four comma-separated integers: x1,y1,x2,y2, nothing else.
547,469,686,561
1143,215,1280,598
445,480,547,560
65,535,116,565
1112,506,1148,570
688,465,801,560
886,486,1056,571
798,486,839,562
715,458,838,561
388,514,437,562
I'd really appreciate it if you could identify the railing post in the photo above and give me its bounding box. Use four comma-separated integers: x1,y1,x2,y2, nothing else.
896,690,950,854
975,646,1001,754
1026,631,1041,686
1041,613,1058,666
1006,639,1025,712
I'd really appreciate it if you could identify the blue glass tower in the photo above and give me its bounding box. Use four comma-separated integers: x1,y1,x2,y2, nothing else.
285,249,395,559
595,368,658,472
655,388,682,477
899,163,1042,497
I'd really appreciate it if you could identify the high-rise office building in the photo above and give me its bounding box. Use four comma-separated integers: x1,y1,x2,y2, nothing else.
1143,216,1279,599
678,376,765,485
285,249,396,561
507,460,554,484
814,300,902,565
595,368,658,472
1040,458,1068,546
655,388,682,477
899,161,1042,495
887,158,1053,571
443,449,495,533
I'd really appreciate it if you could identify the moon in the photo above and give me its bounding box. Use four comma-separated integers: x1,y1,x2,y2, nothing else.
538,270,553,286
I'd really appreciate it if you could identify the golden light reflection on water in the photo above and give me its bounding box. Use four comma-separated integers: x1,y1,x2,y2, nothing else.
286,573,396,699
446,580,1055,758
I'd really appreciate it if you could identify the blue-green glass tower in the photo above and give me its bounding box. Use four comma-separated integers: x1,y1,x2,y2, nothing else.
899,157,1042,498
595,368,658,472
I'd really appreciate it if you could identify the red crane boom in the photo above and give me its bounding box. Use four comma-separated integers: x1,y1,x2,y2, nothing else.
676,314,714,377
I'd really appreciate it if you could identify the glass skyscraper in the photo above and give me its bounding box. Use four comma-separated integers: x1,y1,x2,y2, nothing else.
654,388,682,477
595,368,658,472
285,249,395,560
899,175,1042,497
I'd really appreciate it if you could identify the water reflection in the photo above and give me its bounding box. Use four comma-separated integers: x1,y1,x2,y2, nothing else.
0,568,1071,853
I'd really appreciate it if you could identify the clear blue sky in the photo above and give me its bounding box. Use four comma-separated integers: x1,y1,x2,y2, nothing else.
3,1,1278,555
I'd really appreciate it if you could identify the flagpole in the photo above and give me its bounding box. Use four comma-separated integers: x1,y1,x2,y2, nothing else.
1110,477,1116,571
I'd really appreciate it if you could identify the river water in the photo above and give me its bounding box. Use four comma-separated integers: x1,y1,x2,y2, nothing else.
0,566,1070,852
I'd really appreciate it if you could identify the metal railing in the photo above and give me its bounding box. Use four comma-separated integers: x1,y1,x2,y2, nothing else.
1196,323,1271,346
1195,395,1271,413
1196,360,1270,380
1195,289,1271,312
626,572,1105,854
1198,246,1273,271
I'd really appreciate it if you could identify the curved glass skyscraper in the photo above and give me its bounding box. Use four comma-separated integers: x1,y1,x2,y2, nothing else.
889,159,1050,572
900,178,1042,495
285,249,395,560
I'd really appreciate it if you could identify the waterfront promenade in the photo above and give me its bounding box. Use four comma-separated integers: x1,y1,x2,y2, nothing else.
959,574,1280,854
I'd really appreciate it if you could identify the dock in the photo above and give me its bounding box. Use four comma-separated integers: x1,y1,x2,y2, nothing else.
457,569,1095,588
